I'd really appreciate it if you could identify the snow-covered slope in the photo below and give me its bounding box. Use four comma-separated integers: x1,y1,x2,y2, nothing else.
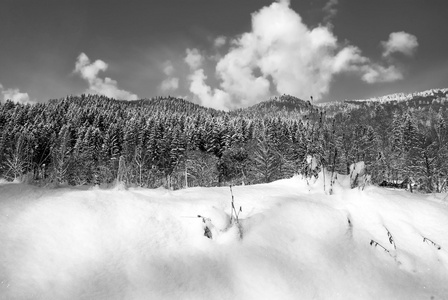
346,88,448,103
1,177,448,300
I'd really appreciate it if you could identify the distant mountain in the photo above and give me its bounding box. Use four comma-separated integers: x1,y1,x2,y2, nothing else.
247,94,312,111
345,88,448,104
121,96,223,116
233,94,320,119
318,88,448,116
233,88,448,119
134,97,210,112
343,88,448,112
88,87,448,117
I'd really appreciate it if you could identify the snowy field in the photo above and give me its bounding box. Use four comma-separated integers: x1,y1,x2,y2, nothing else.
1,175,448,300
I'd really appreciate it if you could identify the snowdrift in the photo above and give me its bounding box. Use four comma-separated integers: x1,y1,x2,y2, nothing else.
1,176,448,299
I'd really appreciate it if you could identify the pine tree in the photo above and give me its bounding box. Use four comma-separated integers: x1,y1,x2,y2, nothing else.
388,112,406,182
51,124,72,185
4,132,29,181
251,134,281,183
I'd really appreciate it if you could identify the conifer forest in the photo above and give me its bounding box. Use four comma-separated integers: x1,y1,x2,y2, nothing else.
1,90,447,192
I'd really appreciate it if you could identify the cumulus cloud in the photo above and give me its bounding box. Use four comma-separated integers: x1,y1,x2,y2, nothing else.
163,61,175,76
161,78,179,92
183,0,416,109
74,53,138,100
160,61,179,92
361,64,403,83
213,0,356,107
381,31,419,57
331,46,404,83
214,36,227,48
184,49,230,110
185,48,204,70
188,69,230,111
323,0,338,24
0,84,33,104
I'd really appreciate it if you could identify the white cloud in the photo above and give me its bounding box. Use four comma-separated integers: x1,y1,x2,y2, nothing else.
161,77,179,92
381,31,419,57
331,46,404,83
184,49,231,110
214,36,227,48
211,0,353,107
188,69,230,111
163,62,175,76
331,46,367,73
323,0,338,24
0,84,33,104
182,1,417,109
215,34,271,108
160,61,179,92
361,64,403,83
184,48,204,70
74,53,138,101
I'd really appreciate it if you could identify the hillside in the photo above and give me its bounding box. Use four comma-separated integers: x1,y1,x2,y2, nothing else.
130,96,223,116
318,88,448,116
232,94,317,118
346,88,448,104
1,88,447,192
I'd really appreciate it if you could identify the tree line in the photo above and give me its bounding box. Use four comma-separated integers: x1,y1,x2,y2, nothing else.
0,94,447,192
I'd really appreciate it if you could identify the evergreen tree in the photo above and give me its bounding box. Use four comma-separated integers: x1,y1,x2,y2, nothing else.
251,134,281,183
51,124,72,184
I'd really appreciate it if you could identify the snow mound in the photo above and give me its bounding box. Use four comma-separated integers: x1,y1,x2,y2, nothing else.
1,178,448,299
200,206,231,231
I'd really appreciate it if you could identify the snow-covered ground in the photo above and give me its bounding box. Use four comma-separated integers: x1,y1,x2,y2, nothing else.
1,175,448,300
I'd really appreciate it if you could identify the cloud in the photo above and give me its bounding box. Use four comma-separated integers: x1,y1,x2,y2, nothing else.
184,48,229,110
161,77,179,92
160,61,179,92
183,0,416,109
323,0,338,24
0,84,33,104
331,46,404,83
163,61,175,76
74,53,138,100
381,31,419,57
361,64,403,83
188,69,230,111
185,48,204,70
214,36,227,48
211,0,355,107
184,49,230,110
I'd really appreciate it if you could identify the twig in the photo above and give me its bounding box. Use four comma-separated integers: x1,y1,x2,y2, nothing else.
229,185,241,224
422,236,442,250
370,239,401,264
384,226,397,249
229,185,243,239
370,239,391,253
346,215,353,237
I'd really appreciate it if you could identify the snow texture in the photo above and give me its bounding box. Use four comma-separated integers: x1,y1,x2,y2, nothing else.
1,176,448,299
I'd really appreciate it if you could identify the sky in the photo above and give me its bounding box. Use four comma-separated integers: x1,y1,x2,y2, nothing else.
1,0,447,110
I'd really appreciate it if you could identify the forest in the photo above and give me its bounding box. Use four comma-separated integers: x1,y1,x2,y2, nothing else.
0,91,447,192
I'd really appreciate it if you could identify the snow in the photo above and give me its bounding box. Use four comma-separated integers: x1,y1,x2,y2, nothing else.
349,161,370,188
1,176,448,299
343,88,448,103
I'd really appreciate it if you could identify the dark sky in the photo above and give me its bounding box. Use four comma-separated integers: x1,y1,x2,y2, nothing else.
1,0,447,109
